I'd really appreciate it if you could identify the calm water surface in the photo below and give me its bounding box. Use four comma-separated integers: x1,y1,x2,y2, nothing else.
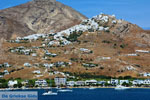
15,88,150,100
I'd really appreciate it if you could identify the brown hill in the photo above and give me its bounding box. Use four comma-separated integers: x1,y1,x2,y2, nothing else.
0,0,86,40
1,14,150,79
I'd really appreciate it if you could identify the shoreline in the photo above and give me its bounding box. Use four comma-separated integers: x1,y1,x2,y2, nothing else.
1,86,150,91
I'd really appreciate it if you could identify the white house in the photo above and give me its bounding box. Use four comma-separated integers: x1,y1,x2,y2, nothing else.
143,73,150,77
132,80,144,85
35,75,43,78
0,75,4,78
111,79,119,85
24,63,31,67
143,79,150,85
32,70,41,74
135,50,150,53
3,63,10,67
67,81,75,87
32,53,37,57
35,80,48,87
43,63,54,68
97,81,106,85
3,70,9,75
8,80,18,88
120,80,129,85
80,48,92,54
126,66,136,71
21,80,29,86
100,57,111,60
85,80,97,85
126,54,138,56
75,81,85,86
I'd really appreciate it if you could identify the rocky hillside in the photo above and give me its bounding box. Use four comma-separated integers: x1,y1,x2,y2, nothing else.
1,13,150,79
0,0,86,40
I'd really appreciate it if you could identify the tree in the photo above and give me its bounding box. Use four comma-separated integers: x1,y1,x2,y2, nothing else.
0,83,8,88
27,80,35,87
18,82,23,88
13,84,18,88
122,82,129,87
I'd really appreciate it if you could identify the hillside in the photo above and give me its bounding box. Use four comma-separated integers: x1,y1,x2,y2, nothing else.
1,13,150,79
0,0,86,40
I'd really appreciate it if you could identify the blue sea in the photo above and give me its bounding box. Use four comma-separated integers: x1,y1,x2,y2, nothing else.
13,88,150,100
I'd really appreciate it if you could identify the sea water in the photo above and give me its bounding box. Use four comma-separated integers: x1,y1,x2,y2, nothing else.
7,88,150,100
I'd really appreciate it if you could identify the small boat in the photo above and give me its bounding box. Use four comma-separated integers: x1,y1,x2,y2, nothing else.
56,86,61,90
42,78,57,96
115,85,130,90
21,86,28,90
5,88,13,91
89,87,96,90
42,91,58,95
57,89,73,92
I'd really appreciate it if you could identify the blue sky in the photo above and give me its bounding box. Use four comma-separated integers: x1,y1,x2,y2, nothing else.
0,0,150,29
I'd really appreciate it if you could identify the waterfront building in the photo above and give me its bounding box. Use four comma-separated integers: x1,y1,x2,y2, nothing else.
35,80,48,87
54,77,67,86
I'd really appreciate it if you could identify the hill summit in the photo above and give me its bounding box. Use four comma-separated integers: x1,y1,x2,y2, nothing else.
0,0,86,39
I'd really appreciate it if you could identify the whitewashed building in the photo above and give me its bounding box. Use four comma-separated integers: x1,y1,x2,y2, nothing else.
143,79,150,85
35,80,48,87
24,63,31,67
135,50,150,53
111,79,119,85
67,81,75,86
33,70,41,74
54,77,67,86
8,80,18,88
75,81,85,86
132,80,144,85
120,80,129,85
85,80,97,85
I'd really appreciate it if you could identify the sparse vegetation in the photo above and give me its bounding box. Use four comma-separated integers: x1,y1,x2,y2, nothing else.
65,30,83,42
102,40,111,44
120,44,127,48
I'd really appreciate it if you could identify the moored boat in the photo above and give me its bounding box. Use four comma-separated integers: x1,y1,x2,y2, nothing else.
42,91,58,95
115,85,130,90
89,87,96,90
42,77,58,96
57,89,73,92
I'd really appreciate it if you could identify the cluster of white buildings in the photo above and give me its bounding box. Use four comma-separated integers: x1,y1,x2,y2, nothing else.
42,61,72,68
67,79,150,87
132,79,150,85
12,14,118,48
0,63,11,69
23,61,72,68
82,63,98,67
8,80,18,88
10,46,34,55
123,49,150,57
5,78,150,88
140,73,150,77
0,70,9,78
